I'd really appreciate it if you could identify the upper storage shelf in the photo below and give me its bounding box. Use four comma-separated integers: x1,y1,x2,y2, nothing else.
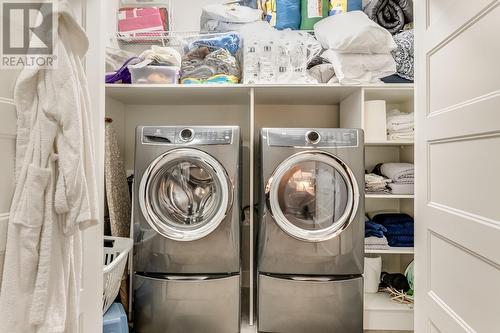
106,84,251,105
106,84,412,106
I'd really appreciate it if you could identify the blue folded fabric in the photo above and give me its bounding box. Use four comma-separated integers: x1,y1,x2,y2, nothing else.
387,235,414,247
372,213,414,226
366,229,385,238
384,222,414,236
365,220,387,238
189,34,241,56
388,235,414,243
388,240,414,247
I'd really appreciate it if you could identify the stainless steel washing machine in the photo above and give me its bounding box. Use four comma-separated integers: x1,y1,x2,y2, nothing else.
258,128,364,333
133,126,240,333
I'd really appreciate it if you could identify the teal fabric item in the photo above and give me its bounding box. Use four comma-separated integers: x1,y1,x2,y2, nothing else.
103,303,128,333
276,0,301,30
300,0,329,30
405,260,414,295
347,0,362,11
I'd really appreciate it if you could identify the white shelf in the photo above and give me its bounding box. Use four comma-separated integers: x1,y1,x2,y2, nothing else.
365,247,414,254
364,292,414,331
106,83,412,105
106,84,251,105
364,86,414,104
365,193,414,199
365,140,414,146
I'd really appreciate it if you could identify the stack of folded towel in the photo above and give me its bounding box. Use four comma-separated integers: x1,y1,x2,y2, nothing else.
387,109,414,141
373,162,414,195
371,213,414,247
365,173,392,193
314,11,397,84
365,217,390,250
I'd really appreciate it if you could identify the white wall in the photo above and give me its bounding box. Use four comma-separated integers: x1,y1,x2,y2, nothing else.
106,0,232,37
170,0,229,31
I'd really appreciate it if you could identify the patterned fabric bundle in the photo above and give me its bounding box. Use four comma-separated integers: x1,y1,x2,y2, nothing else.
392,29,414,80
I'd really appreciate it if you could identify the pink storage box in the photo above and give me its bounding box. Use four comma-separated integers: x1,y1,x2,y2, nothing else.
118,7,164,33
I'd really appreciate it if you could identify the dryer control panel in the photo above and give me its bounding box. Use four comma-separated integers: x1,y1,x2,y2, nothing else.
142,126,234,145
266,128,359,147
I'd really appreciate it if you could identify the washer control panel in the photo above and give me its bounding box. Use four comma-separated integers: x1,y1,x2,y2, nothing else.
142,126,233,145
267,128,359,147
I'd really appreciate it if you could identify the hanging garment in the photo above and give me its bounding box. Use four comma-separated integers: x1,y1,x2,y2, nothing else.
0,1,98,332
105,121,131,311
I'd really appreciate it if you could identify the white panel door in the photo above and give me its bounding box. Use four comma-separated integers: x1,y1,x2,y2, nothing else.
81,0,105,332
415,0,500,332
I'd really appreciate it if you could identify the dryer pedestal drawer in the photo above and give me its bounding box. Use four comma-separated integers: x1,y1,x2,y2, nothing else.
134,273,240,333
258,274,363,333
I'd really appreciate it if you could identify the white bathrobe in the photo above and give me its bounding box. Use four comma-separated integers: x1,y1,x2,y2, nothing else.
0,1,99,332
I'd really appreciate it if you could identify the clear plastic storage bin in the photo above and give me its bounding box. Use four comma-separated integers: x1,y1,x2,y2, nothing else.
129,65,179,84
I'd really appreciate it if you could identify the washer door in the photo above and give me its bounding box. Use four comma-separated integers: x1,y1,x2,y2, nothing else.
139,148,231,241
266,151,359,242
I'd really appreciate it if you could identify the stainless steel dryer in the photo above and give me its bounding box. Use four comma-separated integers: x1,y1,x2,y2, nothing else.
258,128,364,333
133,126,240,333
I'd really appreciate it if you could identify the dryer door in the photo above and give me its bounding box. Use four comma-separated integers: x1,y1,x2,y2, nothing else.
139,148,232,241
266,151,359,242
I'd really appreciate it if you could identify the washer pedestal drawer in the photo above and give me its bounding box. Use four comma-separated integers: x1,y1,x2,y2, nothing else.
134,273,240,333
258,274,363,333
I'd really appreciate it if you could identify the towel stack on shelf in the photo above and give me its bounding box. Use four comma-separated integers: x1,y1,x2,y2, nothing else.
372,162,414,195
372,213,414,247
387,109,414,141
365,217,390,250
365,173,391,193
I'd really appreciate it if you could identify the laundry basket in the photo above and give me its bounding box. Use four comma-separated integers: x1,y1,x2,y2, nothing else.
103,236,133,313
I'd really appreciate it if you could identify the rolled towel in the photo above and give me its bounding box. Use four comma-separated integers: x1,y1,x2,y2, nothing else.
364,0,413,35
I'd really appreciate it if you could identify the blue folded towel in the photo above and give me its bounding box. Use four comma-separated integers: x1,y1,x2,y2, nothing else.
387,234,414,247
366,229,385,238
373,213,414,225
384,222,414,236
365,220,387,238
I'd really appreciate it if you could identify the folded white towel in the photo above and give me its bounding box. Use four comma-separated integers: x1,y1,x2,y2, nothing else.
388,131,414,141
388,182,414,195
365,236,390,250
365,173,392,185
386,109,414,132
380,163,414,182
365,236,389,245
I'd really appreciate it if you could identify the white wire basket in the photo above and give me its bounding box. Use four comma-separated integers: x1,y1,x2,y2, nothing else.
103,236,133,314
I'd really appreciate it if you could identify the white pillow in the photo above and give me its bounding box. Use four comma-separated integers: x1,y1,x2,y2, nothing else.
314,11,397,54
322,49,396,85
